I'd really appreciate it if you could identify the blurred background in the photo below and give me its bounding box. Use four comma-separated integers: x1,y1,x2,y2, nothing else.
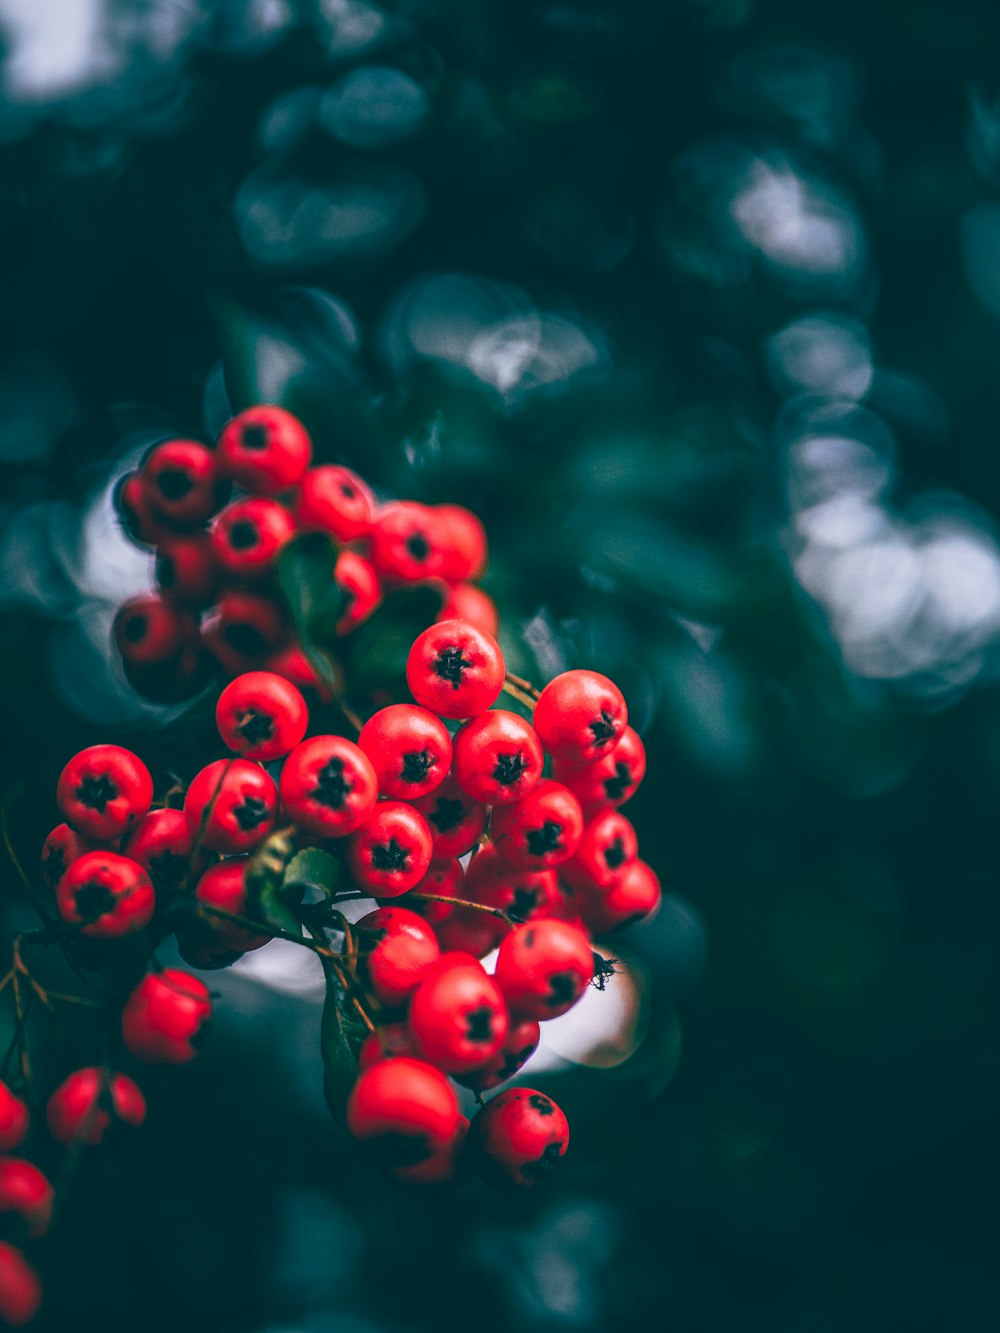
1,0,999,1328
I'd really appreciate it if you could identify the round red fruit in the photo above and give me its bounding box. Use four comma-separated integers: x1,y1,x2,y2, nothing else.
407,857,465,925
577,858,661,934
490,779,584,869
406,619,504,718
346,802,433,896
121,969,212,1064
334,550,382,634
213,589,288,661
0,1243,41,1326
140,438,229,524
469,1087,569,1187
57,744,153,841
114,594,198,666
155,533,219,607
452,709,543,805
114,470,179,547
192,860,270,952
357,907,440,1007
411,776,487,860
455,1016,540,1092
494,919,594,1019
211,497,296,579
40,823,91,894
358,1022,419,1073
0,1084,28,1152
357,704,452,800
370,501,446,583
393,1115,469,1189
532,669,628,763
346,1058,460,1166
123,808,205,901
438,582,498,638
0,1159,53,1238
553,724,646,814
216,671,308,762
264,642,337,701
279,735,377,837
435,504,488,582
184,759,278,854
294,464,374,541
56,851,155,938
560,809,638,893
217,405,312,494
46,1068,146,1146
408,953,509,1075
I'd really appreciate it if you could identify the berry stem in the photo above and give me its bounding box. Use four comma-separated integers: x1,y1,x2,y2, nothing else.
501,680,537,711
407,892,514,927
505,672,541,701
194,903,337,956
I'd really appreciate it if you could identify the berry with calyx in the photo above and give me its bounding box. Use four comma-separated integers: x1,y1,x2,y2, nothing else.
0,1159,53,1238
560,809,638,893
0,1084,28,1152
575,858,662,934
455,1015,540,1092
57,744,153,842
406,619,505,719
469,1087,569,1187
357,704,452,801
217,405,312,494
357,907,441,1007
45,1068,146,1146
346,1058,460,1166
294,464,373,541
113,594,198,667
553,724,646,814
489,779,584,869
123,808,206,901
532,669,628,764
115,471,180,548
121,969,212,1064
216,671,308,762
212,589,288,662
211,497,296,580
140,438,230,524
408,952,509,1075
183,758,278,854
0,1243,41,1326
279,735,378,837
40,823,93,894
411,776,487,860
493,919,594,1019
452,709,544,805
370,501,446,583
56,852,155,938
346,802,433,896
393,1114,469,1189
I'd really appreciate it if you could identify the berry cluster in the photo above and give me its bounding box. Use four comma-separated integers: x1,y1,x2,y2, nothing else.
113,404,496,700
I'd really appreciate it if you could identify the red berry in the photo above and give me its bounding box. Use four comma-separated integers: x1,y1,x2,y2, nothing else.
406,619,505,718
469,1087,569,1186
452,709,543,805
407,857,465,925
438,582,498,638
370,501,447,583
393,1115,469,1188
190,860,270,952
155,533,220,607
0,1243,41,1326
113,594,198,667
575,858,661,934
294,465,374,541
0,1085,28,1153
346,802,433,896
358,1022,419,1073
211,497,296,580
490,779,584,869
140,438,230,524
56,851,155,938
552,724,646,814
532,669,628,763
346,1058,460,1166
183,758,278,854
0,1159,53,1237
357,705,452,800
121,969,212,1064
560,809,638,893
115,471,179,547
123,808,206,900
264,641,337,701
334,550,382,634
411,776,487,860
494,919,594,1019
357,907,441,1007
436,848,574,957
216,671,308,762
279,735,377,837
213,589,288,660
122,644,210,704
217,405,312,494
40,823,92,894
57,744,153,841
434,504,488,582
408,952,509,1074
455,1015,540,1092
46,1067,146,1146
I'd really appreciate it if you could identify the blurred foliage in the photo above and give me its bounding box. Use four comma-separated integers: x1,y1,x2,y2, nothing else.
2,0,1000,1330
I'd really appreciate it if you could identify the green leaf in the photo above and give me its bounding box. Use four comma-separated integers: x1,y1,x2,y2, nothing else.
245,830,302,936
276,531,345,693
284,848,339,900
341,583,444,698
320,970,359,1126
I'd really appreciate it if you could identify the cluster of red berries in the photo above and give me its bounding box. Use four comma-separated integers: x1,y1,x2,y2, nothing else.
113,404,496,699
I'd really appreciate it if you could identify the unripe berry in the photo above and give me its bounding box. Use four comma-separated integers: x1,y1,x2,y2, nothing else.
45,1068,146,1146
357,907,441,1007
140,438,229,524
489,779,584,869
0,1243,41,1326
294,464,374,541
408,953,509,1075
216,671,308,762
493,919,594,1019
406,619,505,718
279,736,378,837
183,758,278,854
452,709,544,805
123,808,206,901
121,969,212,1064
552,724,646,814
560,810,638,893
357,704,452,801
370,501,446,583
0,1084,28,1152
532,669,628,763
113,594,198,667
469,1087,569,1187
411,776,487,860
0,1159,53,1238
211,497,296,580
217,405,312,494
334,550,382,634
455,1015,540,1093
56,852,155,938
40,823,92,894
57,744,153,841
346,1058,460,1166
346,802,433,896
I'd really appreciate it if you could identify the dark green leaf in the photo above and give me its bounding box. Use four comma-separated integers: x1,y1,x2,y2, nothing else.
276,532,345,693
245,830,302,936
341,583,444,698
320,970,359,1126
284,848,339,900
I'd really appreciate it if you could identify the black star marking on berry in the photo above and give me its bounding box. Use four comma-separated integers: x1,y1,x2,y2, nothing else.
235,709,275,746
546,971,578,1009
340,482,356,498
121,614,147,643
528,1093,554,1116
224,623,267,656
41,846,66,892
74,881,115,921
313,758,351,809
234,796,269,831
499,1045,536,1079
156,468,193,500
228,521,259,551
405,531,431,562
428,798,466,833
509,886,539,921
241,424,269,451
588,709,618,747
465,1006,495,1044
76,774,118,812
604,836,626,870
603,761,633,802
400,749,434,785
374,1132,432,1167
370,837,411,872
520,1139,564,1182
525,820,563,857
493,751,527,787
432,646,474,689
